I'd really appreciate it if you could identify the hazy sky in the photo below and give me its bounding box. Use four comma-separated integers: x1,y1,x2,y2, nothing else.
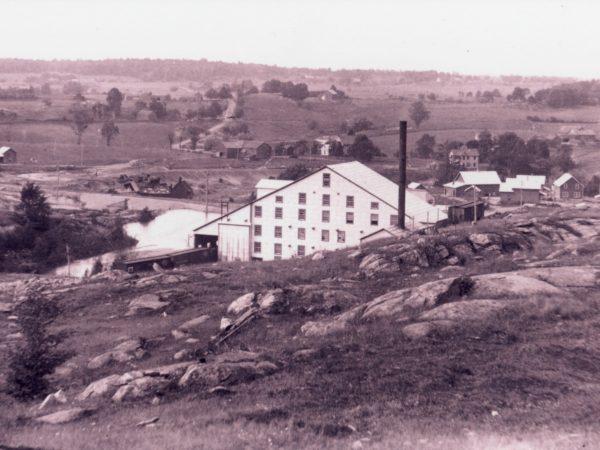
2,0,599,78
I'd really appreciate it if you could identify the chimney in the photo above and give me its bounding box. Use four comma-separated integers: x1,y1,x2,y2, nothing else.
398,120,407,229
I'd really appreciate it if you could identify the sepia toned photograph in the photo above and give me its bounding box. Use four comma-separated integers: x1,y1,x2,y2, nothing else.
1,1,600,448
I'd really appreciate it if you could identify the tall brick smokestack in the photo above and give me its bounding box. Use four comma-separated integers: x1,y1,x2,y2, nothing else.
398,120,407,229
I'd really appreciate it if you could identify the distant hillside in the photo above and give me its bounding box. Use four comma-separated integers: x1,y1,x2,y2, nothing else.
0,58,574,85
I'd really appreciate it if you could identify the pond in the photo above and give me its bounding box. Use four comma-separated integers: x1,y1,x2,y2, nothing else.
54,209,220,277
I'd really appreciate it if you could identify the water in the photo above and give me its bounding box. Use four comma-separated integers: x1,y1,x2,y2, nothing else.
54,209,220,277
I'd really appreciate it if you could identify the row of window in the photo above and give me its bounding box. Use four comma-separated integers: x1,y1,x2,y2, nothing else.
254,226,346,240
255,207,379,225
254,242,305,257
256,195,379,214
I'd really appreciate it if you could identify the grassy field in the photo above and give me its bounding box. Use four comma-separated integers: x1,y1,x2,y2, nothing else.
3,205,600,448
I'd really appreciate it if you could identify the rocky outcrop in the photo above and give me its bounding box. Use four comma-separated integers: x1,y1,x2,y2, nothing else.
126,294,169,316
87,338,146,370
227,293,255,315
78,351,278,403
36,407,93,424
301,266,593,339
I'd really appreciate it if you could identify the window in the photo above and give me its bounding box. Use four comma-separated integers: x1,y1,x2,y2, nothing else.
299,193,306,204
323,173,331,187
275,207,283,219
337,230,346,243
298,245,305,257
561,190,569,198
275,195,283,203
298,227,306,240
390,215,399,226
346,212,354,224
371,214,379,226
254,205,262,218
254,225,262,236
322,210,330,223
346,196,354,208
322,194,330,206
298,209,306,221
274,243,282,256
321,230,330,242
274,226,282,238
575,183,581,191
371,202,379,210
574,191,582,199
253,242,261,253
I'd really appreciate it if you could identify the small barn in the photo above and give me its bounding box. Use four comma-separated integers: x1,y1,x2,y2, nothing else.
225,141,244,159
499,175,546,205
243,141,272,160
0,146,17,164
552,173,583,200
407,182,434,203
443,171,501,198
170,178,194,199
447,200,485,223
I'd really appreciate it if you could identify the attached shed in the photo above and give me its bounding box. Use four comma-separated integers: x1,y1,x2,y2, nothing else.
0,146,17,164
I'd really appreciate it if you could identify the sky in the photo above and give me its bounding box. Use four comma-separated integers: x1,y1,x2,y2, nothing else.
2,0,599,78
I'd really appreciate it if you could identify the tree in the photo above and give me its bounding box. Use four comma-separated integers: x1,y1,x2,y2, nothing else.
70,109,92,145
106,87,124,117
101,121,120,146
348,134,380,162
278,164,310,180
584,175,600,197
415,134,436,158
149,97,167,120
434,154,463,186
187,125,204,150
476,130,494,162
553,145,575,172
507,87,530,102
14,182,51,231
408,101,430,129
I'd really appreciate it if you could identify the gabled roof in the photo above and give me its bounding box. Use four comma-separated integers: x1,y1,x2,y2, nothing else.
408,182,426,190
0,146,14,156
500,175,546,193
443,181,466,189
194,161,447,232
450,146,479,157
255,179,293,190
457,171,501,185
225,140,244,149
553,173,581,187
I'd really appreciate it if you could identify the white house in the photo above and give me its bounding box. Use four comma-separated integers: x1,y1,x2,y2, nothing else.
499,175,547,205
314,135,342,156
193,161,448,262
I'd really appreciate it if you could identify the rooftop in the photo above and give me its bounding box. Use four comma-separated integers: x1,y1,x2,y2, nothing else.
457,171,501,185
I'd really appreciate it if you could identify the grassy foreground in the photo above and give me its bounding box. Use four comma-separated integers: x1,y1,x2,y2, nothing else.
2,205,600,449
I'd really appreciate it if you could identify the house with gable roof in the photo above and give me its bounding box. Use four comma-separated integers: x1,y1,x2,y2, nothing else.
193,161,447,261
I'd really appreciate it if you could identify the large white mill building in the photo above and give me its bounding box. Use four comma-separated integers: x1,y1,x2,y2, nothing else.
193,161,447,261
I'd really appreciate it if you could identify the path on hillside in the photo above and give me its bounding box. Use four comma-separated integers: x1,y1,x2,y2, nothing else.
173,96,237,151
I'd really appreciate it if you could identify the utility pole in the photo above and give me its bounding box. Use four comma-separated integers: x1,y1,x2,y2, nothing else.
473,185,477,224
205,171,209,220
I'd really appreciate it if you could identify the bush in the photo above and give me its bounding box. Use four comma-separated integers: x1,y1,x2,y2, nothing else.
7,293,65,400
138,207,155,224
278,164,310,181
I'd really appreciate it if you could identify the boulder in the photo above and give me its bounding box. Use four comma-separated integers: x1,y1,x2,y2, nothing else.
220,317,232,330
77,374,125,400
202,272,218,279
126,294,168,316
39,390,67,410
52,360,78,380
312,252,325,261
452,243,474,258
88,338,145,369
112,376,171,403
174,349,191,361
227,293,255,315
36,408,91,425
301,309,360,337
469,233,501,249
178,315,210,332
258,289,285,312
418,299,508,322
0,302,12,313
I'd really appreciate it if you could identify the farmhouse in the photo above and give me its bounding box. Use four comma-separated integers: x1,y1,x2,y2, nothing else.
449,146,479,170
552,173,583,200
193,161,448,262
443,171,501,198
499,175,546,205
314,135,342,156
0,146,17,163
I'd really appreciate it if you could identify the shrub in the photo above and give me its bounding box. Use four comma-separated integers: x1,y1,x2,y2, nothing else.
138,207,156,224
6,293,65,400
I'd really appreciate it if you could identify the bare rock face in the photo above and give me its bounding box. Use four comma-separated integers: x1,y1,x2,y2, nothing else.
227,293,255,315
39,390,67,410
78,352,278,403
301,267,594,339
469,233,502,249
126,294,168,316
36,408,92,424
359,253,396,276
87,338,146,370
